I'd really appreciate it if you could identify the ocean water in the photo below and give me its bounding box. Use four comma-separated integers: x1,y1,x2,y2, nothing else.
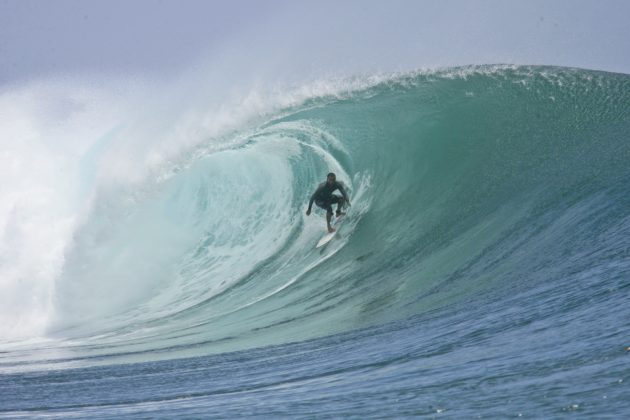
1,66,629,417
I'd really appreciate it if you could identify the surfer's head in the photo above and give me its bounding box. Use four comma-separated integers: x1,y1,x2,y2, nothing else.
326,172,336,185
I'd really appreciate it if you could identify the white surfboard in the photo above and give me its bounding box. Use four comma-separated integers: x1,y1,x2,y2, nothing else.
316,214,345,248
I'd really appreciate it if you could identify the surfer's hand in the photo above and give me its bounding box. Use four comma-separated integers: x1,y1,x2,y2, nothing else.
306,209,311,216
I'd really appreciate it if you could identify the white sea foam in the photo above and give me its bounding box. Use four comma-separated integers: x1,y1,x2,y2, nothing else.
0,80,122,339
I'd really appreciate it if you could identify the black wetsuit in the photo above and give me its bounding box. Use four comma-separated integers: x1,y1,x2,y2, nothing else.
308,181,349,215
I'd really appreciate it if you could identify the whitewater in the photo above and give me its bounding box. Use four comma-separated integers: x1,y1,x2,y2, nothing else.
1,65,629,417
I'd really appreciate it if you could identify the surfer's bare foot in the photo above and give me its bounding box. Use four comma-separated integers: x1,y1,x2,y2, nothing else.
328,226,336,233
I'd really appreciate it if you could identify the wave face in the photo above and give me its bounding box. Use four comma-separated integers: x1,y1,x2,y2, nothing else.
2,66,630,417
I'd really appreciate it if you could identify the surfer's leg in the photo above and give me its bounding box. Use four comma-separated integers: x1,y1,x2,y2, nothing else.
325,202,335,232
326,211,334,233
332,195,346,216
316,199,335,232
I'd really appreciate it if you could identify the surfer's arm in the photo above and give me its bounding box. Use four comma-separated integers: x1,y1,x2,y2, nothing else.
337,183,350,206
307,185,322,213
307,194,315,211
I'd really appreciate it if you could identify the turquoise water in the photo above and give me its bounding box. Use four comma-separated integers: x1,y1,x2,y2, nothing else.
1,66,630,417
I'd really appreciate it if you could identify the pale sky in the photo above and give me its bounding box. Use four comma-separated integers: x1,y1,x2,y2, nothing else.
1,0,629,86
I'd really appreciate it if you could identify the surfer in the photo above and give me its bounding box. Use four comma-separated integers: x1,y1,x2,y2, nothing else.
306,172,350,233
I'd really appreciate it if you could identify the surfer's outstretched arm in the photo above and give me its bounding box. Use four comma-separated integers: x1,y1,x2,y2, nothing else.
306,184,323,215
337,182,351,207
